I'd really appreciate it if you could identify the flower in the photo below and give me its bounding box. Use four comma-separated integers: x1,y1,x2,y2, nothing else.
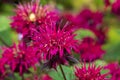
105,62,120,80
11,0,59,41
79,37,105,62
112,0,120,16
75,63,108,80
0,58,6,79
104,0,111,8
75,9,103,30
2,43,38,75
92,27,108,44
33,19,79,68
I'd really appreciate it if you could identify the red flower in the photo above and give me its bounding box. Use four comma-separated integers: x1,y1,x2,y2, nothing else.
75,63,108,80
92,27,108,44
2,43,38,75
112,0,120,16
75,9,103,30
105,62,120,80
11,0,59,42
33,19,79,68
79,37,105,62
104,0,111,7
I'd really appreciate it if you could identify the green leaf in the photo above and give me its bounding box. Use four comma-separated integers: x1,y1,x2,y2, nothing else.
103,28,120,62
104,43,120,62
49,65,75,80
74,29,95,39
0,29,13,46
0,15,11,31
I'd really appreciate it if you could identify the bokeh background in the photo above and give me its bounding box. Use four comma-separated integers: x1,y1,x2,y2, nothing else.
0,0,120,79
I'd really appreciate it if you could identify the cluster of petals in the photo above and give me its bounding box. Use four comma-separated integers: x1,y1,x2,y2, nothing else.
105,62,120,80
33,19,79,68
104,0,111,8
79,37,105,62
0,58,6,78
11,0,59,41
2,43,38,75
75,9,103,30
112,0,120,16
65,9,107,44
75,63,108,80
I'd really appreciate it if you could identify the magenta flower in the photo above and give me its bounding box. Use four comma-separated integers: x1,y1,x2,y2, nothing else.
0,58,6,78
75,9,103,29
105,62,120,80
112,0,120,16
92,27,108,44
33,19,79,68
104,0,111,8
2,43,38,75
79,37,105,62
11,0,59,42
75,63,108,80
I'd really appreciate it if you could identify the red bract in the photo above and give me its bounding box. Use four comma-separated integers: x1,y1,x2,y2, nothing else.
75,9,103,30
79,37,105,62
33,19,79,68
11,0,59,41
112,0,120,16
105,62,120,80
75,63,108,80
2,43,38,75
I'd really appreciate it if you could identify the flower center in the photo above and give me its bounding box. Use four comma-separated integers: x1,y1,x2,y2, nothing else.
29,13,36,22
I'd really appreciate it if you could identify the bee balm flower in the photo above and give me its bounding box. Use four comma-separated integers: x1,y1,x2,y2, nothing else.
75,63,108,80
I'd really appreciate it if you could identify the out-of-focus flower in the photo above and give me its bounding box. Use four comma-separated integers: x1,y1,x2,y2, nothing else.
105,62,120,80
92,27,108,44
104,0,111,8
2,43,38,75
79,37,105,62
75,63,108,80
75,9,103,30
33,19,79,68
112,0,120,16
11,0,59,42
0,58,6,79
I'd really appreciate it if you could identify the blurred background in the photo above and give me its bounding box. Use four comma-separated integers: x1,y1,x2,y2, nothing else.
0,0,120,79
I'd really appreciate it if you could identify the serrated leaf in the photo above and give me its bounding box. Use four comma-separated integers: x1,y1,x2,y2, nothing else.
49,65,75,80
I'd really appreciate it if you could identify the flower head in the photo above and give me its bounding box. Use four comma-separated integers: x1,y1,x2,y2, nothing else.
75,63,108,80
33,19,79,68
112,0,120,16
79,37,105,62
104,0,111,8
2,43,38,75
105,62,120,80
92,27,108,44
11,0,59,40
75,9,103,29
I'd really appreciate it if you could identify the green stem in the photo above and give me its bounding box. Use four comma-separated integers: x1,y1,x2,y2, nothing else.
22,75,24,80
59,64,67,80
0,37,10,47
